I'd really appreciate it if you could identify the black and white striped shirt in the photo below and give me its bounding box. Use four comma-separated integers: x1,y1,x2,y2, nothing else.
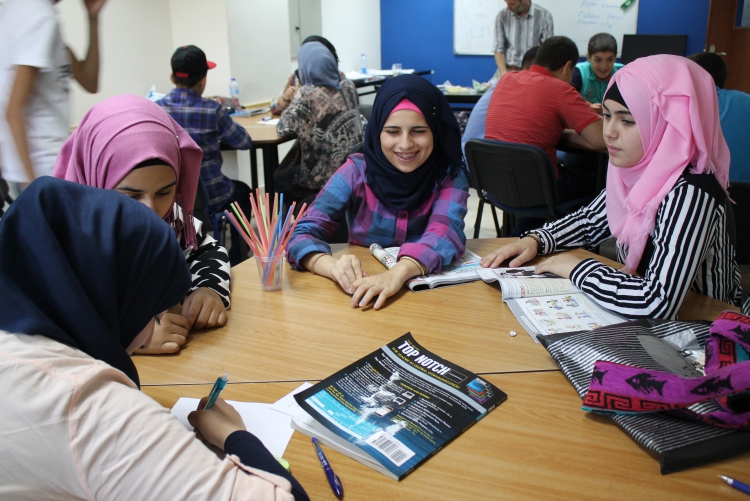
532,174,742,319
493,2,554,67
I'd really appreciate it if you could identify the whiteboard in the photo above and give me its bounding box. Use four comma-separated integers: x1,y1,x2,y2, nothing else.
454,0,639,57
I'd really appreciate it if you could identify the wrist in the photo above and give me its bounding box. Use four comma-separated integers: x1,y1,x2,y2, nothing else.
394,258,423,280
522,233,542,254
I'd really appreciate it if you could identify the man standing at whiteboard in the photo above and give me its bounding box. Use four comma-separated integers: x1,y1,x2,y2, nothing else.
494,0,553,77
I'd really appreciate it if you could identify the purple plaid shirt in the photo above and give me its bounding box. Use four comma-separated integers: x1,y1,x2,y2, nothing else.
157,88,252,212
287,154,469,274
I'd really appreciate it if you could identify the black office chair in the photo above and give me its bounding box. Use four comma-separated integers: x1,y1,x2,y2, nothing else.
464,138,593,238
0,175,12,218
729,182,750,265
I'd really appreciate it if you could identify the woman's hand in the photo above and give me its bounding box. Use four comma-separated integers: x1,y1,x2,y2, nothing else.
134,312,189,355
304,253,369,294
188,397,247,451
534,253,583,279
350,259,421,310
481,237,539,269
181,287,227,330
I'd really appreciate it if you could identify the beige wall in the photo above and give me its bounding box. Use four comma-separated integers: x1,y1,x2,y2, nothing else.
321,0,381,74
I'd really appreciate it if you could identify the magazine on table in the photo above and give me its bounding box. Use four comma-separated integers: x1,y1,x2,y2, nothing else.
377,247,482,291
476,266,627,343
292,333,506,480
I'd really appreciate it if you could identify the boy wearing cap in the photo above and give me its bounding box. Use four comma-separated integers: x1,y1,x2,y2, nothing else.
157,45,252,264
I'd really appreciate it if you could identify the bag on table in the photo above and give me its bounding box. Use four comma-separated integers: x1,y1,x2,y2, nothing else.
539,311,750,474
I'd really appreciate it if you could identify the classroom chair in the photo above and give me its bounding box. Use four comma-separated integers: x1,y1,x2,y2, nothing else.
464,138,592,238
729,182,750,264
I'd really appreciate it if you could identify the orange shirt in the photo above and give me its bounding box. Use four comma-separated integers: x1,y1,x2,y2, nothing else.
485,65,600,176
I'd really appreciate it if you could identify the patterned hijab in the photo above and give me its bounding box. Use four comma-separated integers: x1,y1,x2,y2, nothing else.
53,94,203,249
0,178,190,387
604,55,731,273
364,74,465,210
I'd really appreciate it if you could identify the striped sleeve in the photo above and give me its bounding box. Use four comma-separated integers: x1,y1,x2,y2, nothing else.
533,189,611,254
568,181,723,319
185,230,232,308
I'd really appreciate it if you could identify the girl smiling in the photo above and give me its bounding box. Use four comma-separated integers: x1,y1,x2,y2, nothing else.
287,74,470,310
482,55,742,319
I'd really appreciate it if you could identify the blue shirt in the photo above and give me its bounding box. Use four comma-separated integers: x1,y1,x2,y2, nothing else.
157,88,252,212
572,62,624,104
716,86,750,182
461,85,495,156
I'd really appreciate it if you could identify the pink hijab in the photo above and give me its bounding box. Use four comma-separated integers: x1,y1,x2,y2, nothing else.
604,55,731,273
53,95,203,249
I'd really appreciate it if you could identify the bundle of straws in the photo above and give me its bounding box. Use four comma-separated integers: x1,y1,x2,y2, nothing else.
224,190,307,288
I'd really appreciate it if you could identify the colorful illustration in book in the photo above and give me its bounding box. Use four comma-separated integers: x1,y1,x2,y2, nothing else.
548,328,563,333
575,311,592,319
562,296,580,307
546,299,563,310
533,308,548,317
467,378,494,403
588,322,602,329
556,312,572,320
525,298,541,307
539,319,557,327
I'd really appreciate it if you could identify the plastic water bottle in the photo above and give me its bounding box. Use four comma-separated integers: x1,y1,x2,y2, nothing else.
229,78,241,109
360,54,367,74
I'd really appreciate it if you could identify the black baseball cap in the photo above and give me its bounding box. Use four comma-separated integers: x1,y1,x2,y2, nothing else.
171,45,216,79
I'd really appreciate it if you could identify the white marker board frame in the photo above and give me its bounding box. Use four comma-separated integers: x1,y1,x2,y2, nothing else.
454,0,639,57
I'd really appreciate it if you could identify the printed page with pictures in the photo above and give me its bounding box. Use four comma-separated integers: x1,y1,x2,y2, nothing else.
383,247,482,291
507,293,627,343
292,333,506,480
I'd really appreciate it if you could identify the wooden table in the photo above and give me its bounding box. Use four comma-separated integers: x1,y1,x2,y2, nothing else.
143,376,750,500
133,239,736,386
233,114,295,194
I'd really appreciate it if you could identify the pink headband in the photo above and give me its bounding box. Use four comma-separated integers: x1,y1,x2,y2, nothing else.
389,98,424,117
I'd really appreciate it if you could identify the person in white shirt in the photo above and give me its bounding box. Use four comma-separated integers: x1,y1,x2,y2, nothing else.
0,0,104,190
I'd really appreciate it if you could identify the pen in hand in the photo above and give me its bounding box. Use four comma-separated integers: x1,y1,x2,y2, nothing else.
204,373,229,410
312,437,343,499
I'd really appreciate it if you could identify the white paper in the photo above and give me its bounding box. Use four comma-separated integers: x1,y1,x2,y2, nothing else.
259,118,280,126
171,398,294,458
269,382,313,418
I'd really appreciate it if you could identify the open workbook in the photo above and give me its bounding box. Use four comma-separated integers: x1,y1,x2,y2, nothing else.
379,247,482,291
476,266,627,342
292,333,506,480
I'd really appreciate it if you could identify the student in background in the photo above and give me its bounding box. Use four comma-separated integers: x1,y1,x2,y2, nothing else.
270,35,345,116
0,0,104,190
54,95,231,355
0,177,308,501
275,41,363,202
485,36,605,235
482,55,742,319
688,51,750,183
571,33,624,110
157,45,253,265
462,46,538,155
287,74,469,310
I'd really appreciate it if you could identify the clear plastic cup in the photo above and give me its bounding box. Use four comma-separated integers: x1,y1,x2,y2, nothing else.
254,255,283,292
392,63,402,75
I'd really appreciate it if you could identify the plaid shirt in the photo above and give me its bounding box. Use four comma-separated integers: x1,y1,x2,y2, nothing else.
287,154,469,274
157,88,252,212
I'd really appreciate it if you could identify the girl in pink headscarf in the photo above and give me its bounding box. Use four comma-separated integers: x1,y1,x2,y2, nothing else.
54,94,232,353
482,55,742,319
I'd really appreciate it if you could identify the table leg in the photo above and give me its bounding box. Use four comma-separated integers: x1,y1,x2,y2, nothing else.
261,145,280,196
250,148,259,191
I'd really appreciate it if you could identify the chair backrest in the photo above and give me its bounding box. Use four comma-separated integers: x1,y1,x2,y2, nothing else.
729,182,750,264
464,138,559,219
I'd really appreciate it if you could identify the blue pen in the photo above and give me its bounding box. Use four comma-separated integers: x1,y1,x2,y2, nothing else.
204,373,229,410
720,475,750,496
312,438,343,499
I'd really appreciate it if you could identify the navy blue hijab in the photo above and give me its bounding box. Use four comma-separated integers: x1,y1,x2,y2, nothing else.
364,74,466,210
0,177,190,387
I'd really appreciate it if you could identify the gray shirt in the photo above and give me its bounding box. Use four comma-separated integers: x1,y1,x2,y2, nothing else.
494,2,554,67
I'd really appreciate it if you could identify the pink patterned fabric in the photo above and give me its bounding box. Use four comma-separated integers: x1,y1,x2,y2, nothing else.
604,55,731,273
53,95,203,249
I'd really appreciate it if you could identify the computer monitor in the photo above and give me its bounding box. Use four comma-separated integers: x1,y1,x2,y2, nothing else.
620,35,688,64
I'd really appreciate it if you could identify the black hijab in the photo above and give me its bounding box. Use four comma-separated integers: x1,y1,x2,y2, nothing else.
364,74,465,211
0,177,190,387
